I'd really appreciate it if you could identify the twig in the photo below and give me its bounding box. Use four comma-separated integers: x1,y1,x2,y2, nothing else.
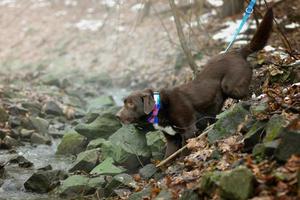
169,0,198,74
156,124,214,167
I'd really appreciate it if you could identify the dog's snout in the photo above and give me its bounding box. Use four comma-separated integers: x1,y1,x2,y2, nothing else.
115,110,122,120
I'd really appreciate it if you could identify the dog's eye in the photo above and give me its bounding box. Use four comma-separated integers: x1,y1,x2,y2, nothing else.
127,102,135,108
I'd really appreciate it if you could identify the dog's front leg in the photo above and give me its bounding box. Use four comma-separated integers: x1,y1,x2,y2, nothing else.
182,125,197,146
163,133,182,158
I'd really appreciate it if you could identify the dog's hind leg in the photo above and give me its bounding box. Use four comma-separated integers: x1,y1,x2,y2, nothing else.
221,65,252,99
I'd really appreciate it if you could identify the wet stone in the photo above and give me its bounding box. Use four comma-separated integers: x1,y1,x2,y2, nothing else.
42,101,63,116
9,155,33,168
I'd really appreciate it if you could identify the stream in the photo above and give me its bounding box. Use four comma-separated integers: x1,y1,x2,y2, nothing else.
0,139,73,200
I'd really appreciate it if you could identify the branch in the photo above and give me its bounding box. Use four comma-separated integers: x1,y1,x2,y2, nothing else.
169,0,198,74
156,124,214,167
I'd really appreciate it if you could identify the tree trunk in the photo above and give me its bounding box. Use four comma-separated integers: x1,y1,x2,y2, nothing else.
169,0,198,74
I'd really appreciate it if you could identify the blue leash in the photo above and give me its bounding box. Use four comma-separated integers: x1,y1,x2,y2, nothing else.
224,0,256,53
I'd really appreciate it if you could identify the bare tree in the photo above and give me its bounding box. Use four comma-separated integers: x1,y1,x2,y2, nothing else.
169,0,198,74
220,0,244,18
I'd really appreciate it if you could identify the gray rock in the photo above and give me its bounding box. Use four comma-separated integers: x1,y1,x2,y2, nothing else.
87,95,115,112
154,188,172,200
275,129,300,161
179,189,199,200
30,132,51,145
23,116,49,135
0,107,9,123
128,186,151,200
199,171,222,195
42,101,63,116
101,125,151,170
264,115,287,142
20,129,34,139
105,173,137,197
243,121,266,152
58,175,106,198
87,138,106,150
75,112,121,140
56,130,88,155
91,157,126,175
8,116,22,128
9,155,33,168
208,103,249,143
139,164,157,179
3,136,20,148
250,102,268,117
24,170,68,193
21,102,42,115
146,130,166,160
69,148,101,173
219,167,254,200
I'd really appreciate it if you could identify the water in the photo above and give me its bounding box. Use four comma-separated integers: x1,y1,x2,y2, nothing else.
0,139,73,200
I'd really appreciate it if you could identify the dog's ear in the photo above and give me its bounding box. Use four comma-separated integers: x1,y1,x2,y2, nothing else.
142,89,155,114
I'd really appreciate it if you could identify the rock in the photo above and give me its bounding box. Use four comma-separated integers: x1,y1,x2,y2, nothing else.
81,112,99,124
42,101,63,116
87,95,115,112
0,162,5,179
56,130,88,155
101,125,151,170
179,189,199,200
84,72,112,88
23,116,49,135
139,164,157,179
24,170,68,193
38,165,52,171
30,132,51,145
208,103,249,143
75,112,121,140
0,107,9,123
8,104,28,116
21,102,42,115
264,115,287,142
59,175,106,198
69,148,101,173
3,136,20,148
8,116,22,128
9,155,33,168
128,186,151,200
20,129,34,139
250,102,268,117
154,188,172,200
219,167,254,200
105,173,137,197
41,74,61,87
243,121,266,152
91,157,126,175
199,171,222,195
275,129,300,161
58,175,90,197
87,138,106,150
146,130,166,160
0,129,7,139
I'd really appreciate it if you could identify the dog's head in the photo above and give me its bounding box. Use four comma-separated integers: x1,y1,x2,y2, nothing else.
116,88,155,124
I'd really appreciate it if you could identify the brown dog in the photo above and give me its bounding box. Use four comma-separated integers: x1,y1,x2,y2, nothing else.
116,9,273,158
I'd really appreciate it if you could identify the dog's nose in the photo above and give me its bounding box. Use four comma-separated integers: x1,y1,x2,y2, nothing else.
115,111,121,120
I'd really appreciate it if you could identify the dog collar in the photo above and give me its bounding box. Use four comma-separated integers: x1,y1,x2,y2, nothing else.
147,92,160,125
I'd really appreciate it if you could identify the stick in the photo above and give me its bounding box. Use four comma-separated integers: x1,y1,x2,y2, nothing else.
156,124,213,167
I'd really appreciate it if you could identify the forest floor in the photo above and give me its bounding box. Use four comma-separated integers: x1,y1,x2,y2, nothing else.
0,0,299,199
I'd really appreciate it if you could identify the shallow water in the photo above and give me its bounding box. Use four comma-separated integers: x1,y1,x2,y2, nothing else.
0,139,73,200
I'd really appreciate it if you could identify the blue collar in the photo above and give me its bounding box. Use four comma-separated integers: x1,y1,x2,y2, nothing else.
147,92,160,125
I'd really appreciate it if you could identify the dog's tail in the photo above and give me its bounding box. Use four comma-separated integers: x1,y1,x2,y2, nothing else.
240,8,273,58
